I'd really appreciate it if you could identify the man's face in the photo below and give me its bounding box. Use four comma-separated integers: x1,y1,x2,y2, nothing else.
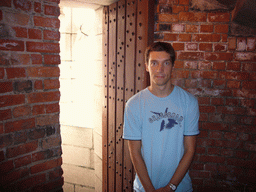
145,51,173,87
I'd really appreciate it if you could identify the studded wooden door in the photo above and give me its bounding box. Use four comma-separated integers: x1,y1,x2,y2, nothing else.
102,0,154,191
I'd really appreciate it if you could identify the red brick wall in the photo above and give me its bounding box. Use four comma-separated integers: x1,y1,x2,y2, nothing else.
0,0,63,191
155,0,256,191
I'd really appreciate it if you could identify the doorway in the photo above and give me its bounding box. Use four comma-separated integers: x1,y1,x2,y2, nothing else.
59,4,104,192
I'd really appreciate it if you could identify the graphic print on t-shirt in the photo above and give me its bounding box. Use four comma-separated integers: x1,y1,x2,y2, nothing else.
149,107,183,132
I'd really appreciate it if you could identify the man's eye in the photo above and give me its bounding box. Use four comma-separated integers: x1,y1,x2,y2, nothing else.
151,62,157,66
164,61,171,65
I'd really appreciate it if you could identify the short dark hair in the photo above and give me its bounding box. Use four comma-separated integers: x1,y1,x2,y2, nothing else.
145,41,175,65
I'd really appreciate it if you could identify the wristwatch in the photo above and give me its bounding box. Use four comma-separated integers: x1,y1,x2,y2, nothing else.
169,183,177,191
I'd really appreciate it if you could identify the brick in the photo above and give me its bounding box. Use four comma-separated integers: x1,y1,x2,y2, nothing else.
164,33,178,41
0,0,11,7
205,52,233,61
214,43,227,51
215,24,229,33
198,61,212,70
0,123,3,134
228,37,236,50
0,82,13,93
236,151,250,159
199,155,225,163
14,0,32,11
208,12,230,22
41,136,61,150
172,5,184,14
198,97,210,105
242,81,256,89
34,80,43,90
31,176,63,192
199,106,216,113
190,170,210,178
26,42,59,53
158,5,172,14
154,33,164,40
200,25,213,33
14,80,32,93
44,5,60,16
158,14,179,22
43,30,60,41
219,71,249,80
186,43,198,51
213,62,226,70
224,132,237,140
235,52,256,62
196,147,206,154
179,12,207,22
15,173,46,191
238,132,252,141
178,52,203,60
226,62,241,71
31,54,42,64
233,89,256,99
202,122,229,131
172,43,184,51
241,99,255,108
186,24,199,33
44,55,60,65
172,24,185,32
211,98,224,105
221,149,234,157
249,72,256,81
5,118,35,133
212,80,225,89
17,54,30,65
0,10,2,21
13,105,31,118
0,109,12,121
34,16,60,28
28,91,60,103
191,71,218,79
179,34,191,41
44,79,60,90
242,63,256,72
237,38,247,51
174,60,184,69
28,128,45,140
184,61,198,69
14,131,27,145
215,140,243,149
208,113,224,122
6,67,26,79
5,12,29,26
0,133,13,148
226,98,239,106
32,150,50,162
13,26,27,38
36,114,59,126
217,106,246,115
49,167,63,180
185,79,197,88
6,141,38,158
227,158,255,169
208,147,220,155
14,155,31,168
0,160,14,174
34,2,41,13
209,131,222,139
28,28,42,39
199,43,212,51
0,40,24,51
192,34,221,42
0,94,25,108
27,67,60,77
158,24,171,31
199,113,208,121
222,34,228,42
197,138,215,147
0,68,4,79
247,37,256,51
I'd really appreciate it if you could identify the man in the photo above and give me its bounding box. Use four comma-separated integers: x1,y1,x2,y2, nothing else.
123,42,199,192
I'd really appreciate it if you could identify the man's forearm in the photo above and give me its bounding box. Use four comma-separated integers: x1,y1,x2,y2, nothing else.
128,140,155,192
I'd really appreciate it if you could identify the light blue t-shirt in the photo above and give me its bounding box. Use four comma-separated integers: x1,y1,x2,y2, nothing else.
123,86,200,192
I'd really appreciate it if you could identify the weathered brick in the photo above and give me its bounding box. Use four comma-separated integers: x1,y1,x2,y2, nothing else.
14,131,27,144
44,55,60,65
0,94,25,108
36,114,59,126
185,79,197,88
228,37,236,50
31,54,42,64
219,71,249,80
237,38,247,51
0,40,24,51
221,149,234,157
14,0,32,11
186,43,198,51
164,33,178,41
226,98,239,106
217,106,246,115
5,118,35,133
172,5,184,14
199,155,225,163
0,68,4,79
6,141,38,158
28,128,45,140
191,71,218,79
233,89,256,99
179,12,207,22
0,0,11,7
27,67,60,77
198,61,212,70
44,79,60,90
208,147,220,155
226,62,241,71
179,34,191,41
211,98,224,105
172,42,184,50
34,80,43,90
235,52,256,62
184,61,198,69
15,173,46,191
208,12,230,22
214,43,227,51
178,52,203,60
13,26,27,38
199,106,216,113
174,60,184,68
34,16,60,28
14,80,32,93
28,28,42,39
43,30,60,41
28,91,60,103
26,42,59,53
5,12,29,26
0,134,13,148
0,160,14,174
0,109,12,121
247,37,256,51
242,81,256,89
186,24,199,33
213,62,226,70
158,14,179,22
13,105,31,118
172,24,185,32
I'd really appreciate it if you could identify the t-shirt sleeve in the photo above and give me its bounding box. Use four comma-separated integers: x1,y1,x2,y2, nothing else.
123,99,142,140
184,96,200,136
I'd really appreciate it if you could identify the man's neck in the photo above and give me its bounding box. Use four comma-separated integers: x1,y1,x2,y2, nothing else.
148,83,174,98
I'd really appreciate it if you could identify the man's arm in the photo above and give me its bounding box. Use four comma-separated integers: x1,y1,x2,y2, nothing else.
156,135,197,192
128,140,155,192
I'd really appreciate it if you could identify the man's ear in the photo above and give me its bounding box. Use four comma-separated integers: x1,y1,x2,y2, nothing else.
145,63,149,72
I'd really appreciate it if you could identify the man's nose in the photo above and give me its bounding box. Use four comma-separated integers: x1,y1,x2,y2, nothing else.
157,63,164,72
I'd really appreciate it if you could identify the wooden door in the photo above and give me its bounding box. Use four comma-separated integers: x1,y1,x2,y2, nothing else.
102,0,154,191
